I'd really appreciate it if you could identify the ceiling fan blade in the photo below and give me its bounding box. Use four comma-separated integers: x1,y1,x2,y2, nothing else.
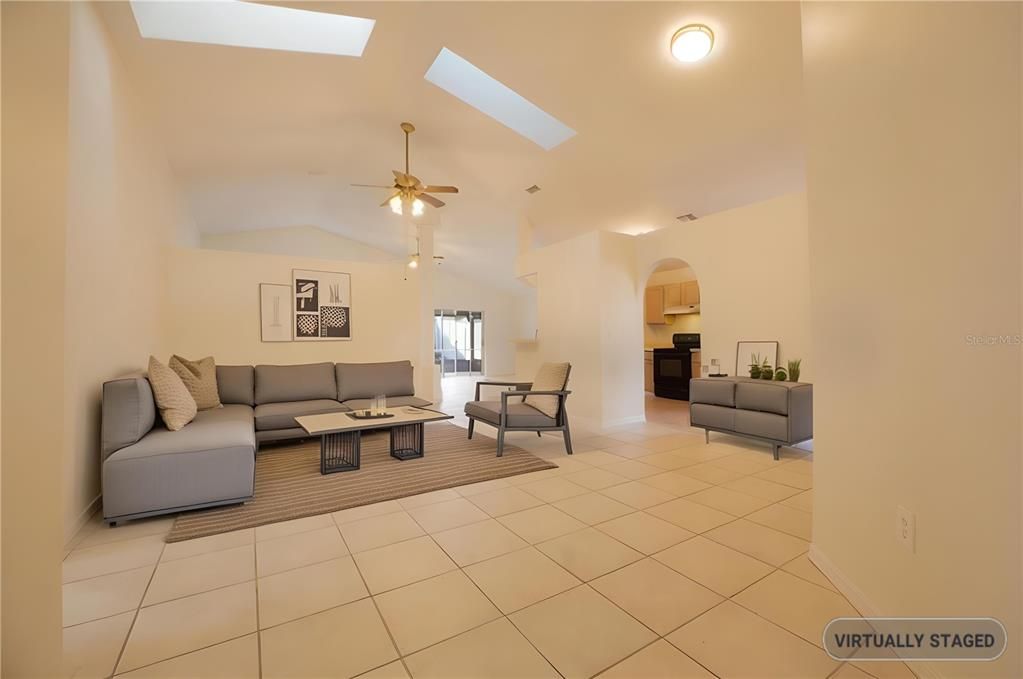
392,170,413,187
351,183,394,189
419,193,445,208
423,185,459,194
379,191,400,208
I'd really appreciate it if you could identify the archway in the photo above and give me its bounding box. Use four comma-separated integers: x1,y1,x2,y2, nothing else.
642,258,702,425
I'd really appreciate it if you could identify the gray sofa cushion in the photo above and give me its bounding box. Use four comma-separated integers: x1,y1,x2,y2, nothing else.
734,409,789,441
101,376,156,460
336,361,414,402
342,396,432,410
102,405,255,520
689,378,736,407
735,381,791,415
217,365,255,406
254,399,348,431
465,401,555,428
255,362,337,404
689,403,736,432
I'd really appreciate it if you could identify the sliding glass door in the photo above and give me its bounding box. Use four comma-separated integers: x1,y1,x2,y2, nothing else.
434,310,484,376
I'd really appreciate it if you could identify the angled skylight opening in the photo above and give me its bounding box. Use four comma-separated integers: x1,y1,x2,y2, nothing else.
424,48,576,151
130,1,375,57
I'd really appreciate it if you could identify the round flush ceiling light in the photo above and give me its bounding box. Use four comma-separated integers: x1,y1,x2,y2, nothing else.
671,24,714,62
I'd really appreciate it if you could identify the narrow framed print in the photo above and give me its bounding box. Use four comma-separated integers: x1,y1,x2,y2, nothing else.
260,283,292,342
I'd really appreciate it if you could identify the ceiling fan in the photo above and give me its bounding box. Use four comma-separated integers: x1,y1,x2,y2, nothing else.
351,122,458,217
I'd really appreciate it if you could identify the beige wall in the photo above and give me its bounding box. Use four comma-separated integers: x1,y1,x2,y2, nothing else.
643,267,701,348
636,193,812,381
519,232,608,426
202,226,528,379
62,2,195,542
599,233,645,424
164,246,426,382
434,269,526,377
201,226,396,262
802,3,1021,678
1,2,69,673
520,194,811,427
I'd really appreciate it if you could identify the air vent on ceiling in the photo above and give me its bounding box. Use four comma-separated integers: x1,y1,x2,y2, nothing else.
676,213,697,222
525,185,541,194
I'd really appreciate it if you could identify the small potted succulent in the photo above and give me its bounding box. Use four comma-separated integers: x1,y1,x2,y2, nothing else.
749,353,762,379
759,358,774,380
787,358,802,382
773,366,788,381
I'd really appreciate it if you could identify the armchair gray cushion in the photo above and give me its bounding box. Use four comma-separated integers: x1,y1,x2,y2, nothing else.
464,401,556,428
336,361,414,401
253,399,348,431
255,362,336,404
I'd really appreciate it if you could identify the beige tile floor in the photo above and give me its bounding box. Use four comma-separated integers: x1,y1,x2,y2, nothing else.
62,381,915,679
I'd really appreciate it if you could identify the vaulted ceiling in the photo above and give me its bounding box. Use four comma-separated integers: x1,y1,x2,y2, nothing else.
98,1,806,289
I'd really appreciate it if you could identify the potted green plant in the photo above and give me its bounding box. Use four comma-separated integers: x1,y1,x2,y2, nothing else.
760,359,774,380
787,358,802,382
774,366,788,381
749,353,762,379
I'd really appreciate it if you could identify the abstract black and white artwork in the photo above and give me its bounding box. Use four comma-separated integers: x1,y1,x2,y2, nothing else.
292,269,352,341
319,306,350,338
296,314,319,338
295,279,318,312
259,283,292,342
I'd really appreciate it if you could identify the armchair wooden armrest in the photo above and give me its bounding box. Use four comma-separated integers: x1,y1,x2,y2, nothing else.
474,380,533,401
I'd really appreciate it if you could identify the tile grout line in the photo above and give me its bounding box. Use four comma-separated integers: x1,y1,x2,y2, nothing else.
107,539,166,678
73,423,828,678
333,516,414,678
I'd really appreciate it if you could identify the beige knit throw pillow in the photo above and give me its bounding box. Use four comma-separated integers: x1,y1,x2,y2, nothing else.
169,355,222,410
524,362,570,418
149,355,197,431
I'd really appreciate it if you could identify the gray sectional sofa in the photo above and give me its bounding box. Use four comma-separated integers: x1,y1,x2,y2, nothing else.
101,360,429,525
689,376,813,459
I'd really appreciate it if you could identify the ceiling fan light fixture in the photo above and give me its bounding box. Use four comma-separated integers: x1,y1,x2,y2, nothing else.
389,195,403,215
671,24,714,63
411,198,425,217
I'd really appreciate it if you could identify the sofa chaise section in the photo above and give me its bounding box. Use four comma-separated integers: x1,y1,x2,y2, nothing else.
101,376,255,524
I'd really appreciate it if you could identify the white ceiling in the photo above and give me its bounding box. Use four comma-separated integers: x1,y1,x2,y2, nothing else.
99,1,806,290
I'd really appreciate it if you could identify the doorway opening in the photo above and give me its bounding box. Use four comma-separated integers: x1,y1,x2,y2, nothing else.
643,258,701,424
434,309,484,377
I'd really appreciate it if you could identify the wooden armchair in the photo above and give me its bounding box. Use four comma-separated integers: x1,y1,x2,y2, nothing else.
464,364,572,457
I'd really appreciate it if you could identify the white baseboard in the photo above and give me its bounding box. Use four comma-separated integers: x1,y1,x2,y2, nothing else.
602,414,646,429
65,494,101,549
809,544,940,679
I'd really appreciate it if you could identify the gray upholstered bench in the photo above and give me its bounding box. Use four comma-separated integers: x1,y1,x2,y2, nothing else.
689,377,813,459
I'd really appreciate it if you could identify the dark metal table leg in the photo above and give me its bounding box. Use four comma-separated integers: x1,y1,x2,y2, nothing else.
321,430,361,473
390,422,425,460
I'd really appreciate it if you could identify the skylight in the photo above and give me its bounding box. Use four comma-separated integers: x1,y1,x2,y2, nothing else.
130,1,375,58
424,48,576,151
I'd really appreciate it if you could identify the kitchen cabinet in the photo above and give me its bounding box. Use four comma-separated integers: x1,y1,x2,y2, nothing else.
663,283,682,308
691,349,702,381
683,280,700,305
644,351,654,392
644,286,666,324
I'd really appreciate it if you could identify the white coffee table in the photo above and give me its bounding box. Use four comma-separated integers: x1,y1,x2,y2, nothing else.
296,407,454,474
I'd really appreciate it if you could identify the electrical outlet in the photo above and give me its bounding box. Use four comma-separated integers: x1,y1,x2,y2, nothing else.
896,505,915,553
